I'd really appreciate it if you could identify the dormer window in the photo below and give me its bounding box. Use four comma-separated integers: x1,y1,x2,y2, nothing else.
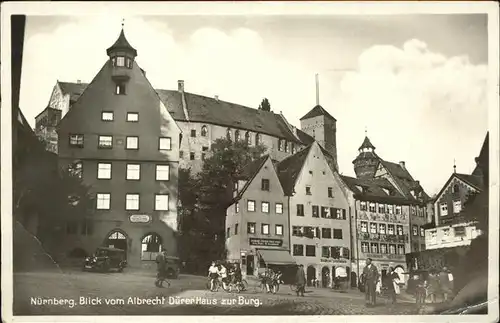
255,133,261,145
126,57,133,68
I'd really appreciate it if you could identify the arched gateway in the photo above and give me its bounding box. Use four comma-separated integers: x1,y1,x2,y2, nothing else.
141,233,163,261
105,230,128,258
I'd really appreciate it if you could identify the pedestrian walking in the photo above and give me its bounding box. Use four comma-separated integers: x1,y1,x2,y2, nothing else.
427,270,439,303
295,264,306,297
439,266,453,302
384,267,401,304
362,258,379,307
155,249,168,288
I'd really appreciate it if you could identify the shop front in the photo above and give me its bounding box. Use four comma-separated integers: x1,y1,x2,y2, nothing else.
238,237,296,282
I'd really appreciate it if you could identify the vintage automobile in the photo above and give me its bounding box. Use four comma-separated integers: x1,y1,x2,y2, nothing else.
83,247,127,273
164,256,181,278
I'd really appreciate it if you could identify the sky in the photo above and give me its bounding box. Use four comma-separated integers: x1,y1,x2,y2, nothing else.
19,14,489,195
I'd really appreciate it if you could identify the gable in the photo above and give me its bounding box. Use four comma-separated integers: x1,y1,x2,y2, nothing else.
240,157,285,199
58,60,180,134
435,174,481,205
57,59,180,161
294,143,333,190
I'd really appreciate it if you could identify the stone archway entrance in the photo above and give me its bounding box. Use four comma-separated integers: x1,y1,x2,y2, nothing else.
307,265,316,286
321,266,330,288
105,231,128,259
141,233,163,261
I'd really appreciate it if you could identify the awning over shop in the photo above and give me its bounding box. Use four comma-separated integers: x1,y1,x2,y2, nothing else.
257,249,296,265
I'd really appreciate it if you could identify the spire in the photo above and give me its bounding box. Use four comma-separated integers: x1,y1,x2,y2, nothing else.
106,21,137,57
358,135,376,151
315,73,320,106
453,159,456,173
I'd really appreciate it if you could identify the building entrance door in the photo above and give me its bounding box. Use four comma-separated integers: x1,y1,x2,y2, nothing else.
246,255,255,275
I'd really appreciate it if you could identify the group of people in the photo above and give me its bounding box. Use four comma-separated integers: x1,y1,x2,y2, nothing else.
414,266,454,304
361,258,402,306
258,268,284,293
208,261,242,291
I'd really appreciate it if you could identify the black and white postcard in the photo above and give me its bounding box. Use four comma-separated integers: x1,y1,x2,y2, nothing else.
1,2,499,322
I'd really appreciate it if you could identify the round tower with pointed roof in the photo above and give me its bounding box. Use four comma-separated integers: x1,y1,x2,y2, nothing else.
107,23,137,87
353,136,380,179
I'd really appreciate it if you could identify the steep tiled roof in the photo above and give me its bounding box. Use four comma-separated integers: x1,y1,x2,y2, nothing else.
472,132,489,178
300,105,336,121
58,82,88,103
56,81,303,143
241,155,269,181
454,173,484,190
151,89,301,143
234,155,271,202
276,144,312,195
379,160,430,203
340,175,410,204
359,136,376,150
296,128,315,145
106,29,137,56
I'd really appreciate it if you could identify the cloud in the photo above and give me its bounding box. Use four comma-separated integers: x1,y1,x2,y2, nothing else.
336,39,488,194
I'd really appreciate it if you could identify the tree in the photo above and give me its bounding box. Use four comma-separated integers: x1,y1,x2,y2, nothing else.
258,98,271,111
177,138,266,272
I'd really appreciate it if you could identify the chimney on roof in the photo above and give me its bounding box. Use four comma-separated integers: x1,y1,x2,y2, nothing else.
77,79,81,84
399,161,406,170
178,80,184,93
214,95,219,102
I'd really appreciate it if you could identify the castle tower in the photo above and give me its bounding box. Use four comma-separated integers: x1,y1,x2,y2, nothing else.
299,105,338,170
353,135,379,179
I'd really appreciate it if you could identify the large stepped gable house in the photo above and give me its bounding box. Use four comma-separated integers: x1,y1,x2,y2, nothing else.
54,27,181,268
424,132,488,251
226,155,295,281
277,141,350,288
339,135,431,287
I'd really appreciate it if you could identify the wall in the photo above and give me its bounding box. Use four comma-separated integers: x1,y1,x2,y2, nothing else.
300,114,338,168
178,121,300,172
355,200,410,278
425,223,479,250
409,205,428,252
434,176,480,226
56,58,180,267
226,157,289,276
289,143,350,284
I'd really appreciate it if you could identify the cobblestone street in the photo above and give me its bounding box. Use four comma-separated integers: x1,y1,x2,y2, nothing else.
14,269,419,315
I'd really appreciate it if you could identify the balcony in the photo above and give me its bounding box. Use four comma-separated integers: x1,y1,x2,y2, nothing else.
111,66,131,82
